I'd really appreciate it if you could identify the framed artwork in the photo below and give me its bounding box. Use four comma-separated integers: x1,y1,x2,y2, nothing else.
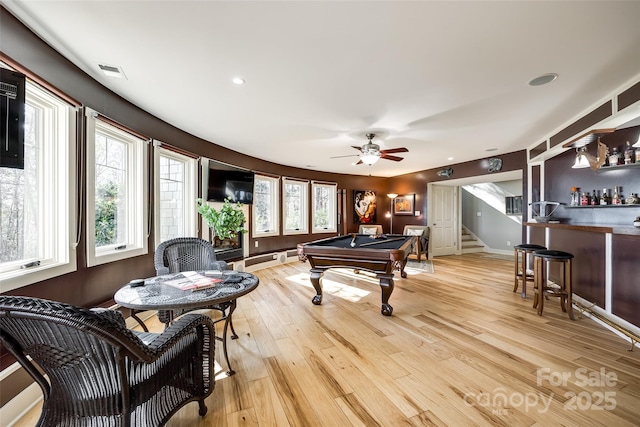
354,190,377,223
394,194,414,215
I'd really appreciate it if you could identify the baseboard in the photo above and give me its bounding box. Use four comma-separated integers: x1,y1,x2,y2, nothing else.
0,379,42,427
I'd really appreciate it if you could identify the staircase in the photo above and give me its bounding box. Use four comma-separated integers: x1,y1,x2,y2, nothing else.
461,227,485,254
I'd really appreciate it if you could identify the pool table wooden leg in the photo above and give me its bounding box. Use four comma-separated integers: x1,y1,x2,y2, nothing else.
394,260,408,278
310,269,324,305
378,274,394,316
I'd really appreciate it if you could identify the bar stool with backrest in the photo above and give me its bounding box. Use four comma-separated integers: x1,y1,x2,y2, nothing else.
513,243,546,298
532,249,575,320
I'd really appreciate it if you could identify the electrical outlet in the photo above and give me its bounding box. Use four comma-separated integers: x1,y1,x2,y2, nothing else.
254,241,258,247
507,241,511,246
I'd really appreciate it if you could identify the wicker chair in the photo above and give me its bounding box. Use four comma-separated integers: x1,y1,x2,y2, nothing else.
0,296,215,427
154,237,239,374
154,237,230,326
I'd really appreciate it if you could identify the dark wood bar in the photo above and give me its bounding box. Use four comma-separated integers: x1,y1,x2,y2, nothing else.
526,222,640,327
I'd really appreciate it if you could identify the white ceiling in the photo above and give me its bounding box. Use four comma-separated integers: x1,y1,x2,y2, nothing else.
4,1,640,177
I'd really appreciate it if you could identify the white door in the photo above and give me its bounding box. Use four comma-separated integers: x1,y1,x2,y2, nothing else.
431,185,457,257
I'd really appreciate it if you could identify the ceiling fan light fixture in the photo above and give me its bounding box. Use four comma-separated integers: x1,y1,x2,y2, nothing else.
361,152,381,165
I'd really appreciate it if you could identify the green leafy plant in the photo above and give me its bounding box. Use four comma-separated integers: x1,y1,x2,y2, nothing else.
196,198,247,240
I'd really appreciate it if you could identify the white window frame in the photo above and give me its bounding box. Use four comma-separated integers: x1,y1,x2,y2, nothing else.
0,80,77,292
282,177,309,235
252,174,280,238
312,181,337,233
153,143,198,245
85,108,148,266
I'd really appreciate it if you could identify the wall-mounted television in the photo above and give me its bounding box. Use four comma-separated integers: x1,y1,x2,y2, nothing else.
207,160,255,204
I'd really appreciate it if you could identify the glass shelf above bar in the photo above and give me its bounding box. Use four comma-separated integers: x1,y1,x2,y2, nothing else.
565,204,640,208
597,163,640,172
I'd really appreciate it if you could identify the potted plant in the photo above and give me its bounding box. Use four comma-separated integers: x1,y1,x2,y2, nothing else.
196,198,248,243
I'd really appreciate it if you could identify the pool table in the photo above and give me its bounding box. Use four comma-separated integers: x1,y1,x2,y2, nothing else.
297,234,416,316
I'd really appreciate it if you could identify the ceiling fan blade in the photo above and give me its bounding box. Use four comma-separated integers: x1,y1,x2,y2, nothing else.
380,154,404,162
351,145,363,151
380,147,409,154
355,159,364,165
330,154,360,159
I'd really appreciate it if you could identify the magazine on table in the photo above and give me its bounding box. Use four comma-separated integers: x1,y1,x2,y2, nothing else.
164,271,223,291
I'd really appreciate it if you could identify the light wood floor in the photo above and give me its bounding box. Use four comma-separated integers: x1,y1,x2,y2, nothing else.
14,253,640,426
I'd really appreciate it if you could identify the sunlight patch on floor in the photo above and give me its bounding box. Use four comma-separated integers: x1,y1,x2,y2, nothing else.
287,272,371,302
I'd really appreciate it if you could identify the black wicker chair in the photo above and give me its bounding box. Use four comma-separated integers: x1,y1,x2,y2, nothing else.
154,237,239,374
0,295,215,427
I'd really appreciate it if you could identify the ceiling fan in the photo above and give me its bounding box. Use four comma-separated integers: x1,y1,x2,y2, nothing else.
330,133,409,165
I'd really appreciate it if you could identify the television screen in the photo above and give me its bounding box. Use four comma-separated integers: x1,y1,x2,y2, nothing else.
207,160,254,204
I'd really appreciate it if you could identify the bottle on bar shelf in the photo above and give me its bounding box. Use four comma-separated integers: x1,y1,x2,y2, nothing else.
591,189,598,205
600,188,609,205
612,186,622,205
570,186,579,206
580,192,590,206
624,141,634,164
608,147,620,166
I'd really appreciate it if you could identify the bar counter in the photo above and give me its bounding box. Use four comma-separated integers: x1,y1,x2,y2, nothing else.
525,221,640,235
524,221,640,330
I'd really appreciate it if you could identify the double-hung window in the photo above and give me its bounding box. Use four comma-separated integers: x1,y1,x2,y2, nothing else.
252,174,279,237
154,143,197,244
312,181,337,233
85,109,148,266
282,177,308,235
0,76,77,292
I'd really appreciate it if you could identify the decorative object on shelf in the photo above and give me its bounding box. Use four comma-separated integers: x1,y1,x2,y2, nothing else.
530,201,560,223
488,158,502,172
437,167,453,178
625,193,639,205
634,216,640,228
571,138,608,170
196,197,247,241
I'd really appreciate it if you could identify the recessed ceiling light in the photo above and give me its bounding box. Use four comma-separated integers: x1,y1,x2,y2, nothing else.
98,63,127,79
485,148,498,152
232,77,245,85
528,73,558,87
447,157,454,161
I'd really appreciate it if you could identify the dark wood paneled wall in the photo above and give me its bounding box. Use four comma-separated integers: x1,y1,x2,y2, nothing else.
612,234,640,326
548,229,606,307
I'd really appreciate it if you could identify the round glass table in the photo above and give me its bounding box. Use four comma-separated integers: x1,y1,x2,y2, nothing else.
115,270,259,375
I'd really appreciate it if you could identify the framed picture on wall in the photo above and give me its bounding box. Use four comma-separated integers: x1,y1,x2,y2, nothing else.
354,190,377,223
394,194,414,215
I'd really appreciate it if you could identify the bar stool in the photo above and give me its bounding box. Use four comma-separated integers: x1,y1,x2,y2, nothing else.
532,250,575,320
513,244,546,298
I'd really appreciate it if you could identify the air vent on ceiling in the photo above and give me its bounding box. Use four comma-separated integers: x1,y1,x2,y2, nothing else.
98,64,127,79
